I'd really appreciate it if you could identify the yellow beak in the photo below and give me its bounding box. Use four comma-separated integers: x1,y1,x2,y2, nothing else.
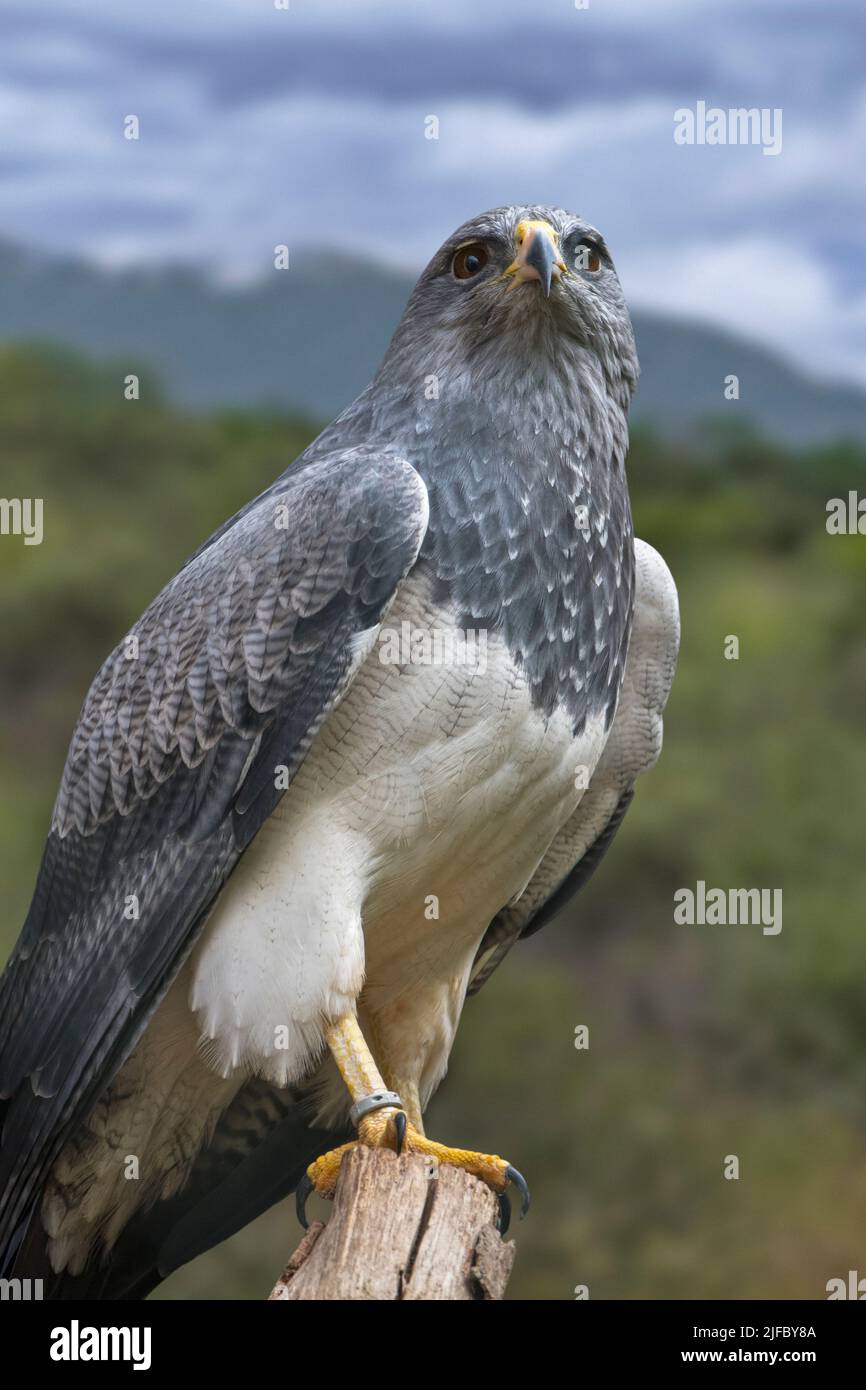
505,220,567,296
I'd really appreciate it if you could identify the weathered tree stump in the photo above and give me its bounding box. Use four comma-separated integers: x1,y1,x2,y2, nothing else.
267,1147,515,1300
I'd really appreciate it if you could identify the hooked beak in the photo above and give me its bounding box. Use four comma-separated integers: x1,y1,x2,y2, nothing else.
505,219,566,297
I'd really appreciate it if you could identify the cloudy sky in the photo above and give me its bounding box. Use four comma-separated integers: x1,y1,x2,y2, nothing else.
0,0,864,383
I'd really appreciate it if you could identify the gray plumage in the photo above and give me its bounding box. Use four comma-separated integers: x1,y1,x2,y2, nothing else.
0,204,678,1297
0,450,428,1272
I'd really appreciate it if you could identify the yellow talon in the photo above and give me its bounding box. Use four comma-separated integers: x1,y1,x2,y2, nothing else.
295,1014,529,1229
398,1125,512,1192
297,1116,528,1227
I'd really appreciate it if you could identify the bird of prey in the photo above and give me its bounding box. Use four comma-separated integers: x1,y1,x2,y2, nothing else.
0,204,679,1298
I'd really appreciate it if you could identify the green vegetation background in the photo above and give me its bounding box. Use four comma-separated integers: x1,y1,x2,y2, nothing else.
1,343,865,1299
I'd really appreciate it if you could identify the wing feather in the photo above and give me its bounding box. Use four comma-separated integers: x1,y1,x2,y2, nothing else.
0,446,428,1269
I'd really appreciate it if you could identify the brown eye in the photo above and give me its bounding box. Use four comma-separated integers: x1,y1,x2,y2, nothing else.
575,243,602,273
452,243,489,279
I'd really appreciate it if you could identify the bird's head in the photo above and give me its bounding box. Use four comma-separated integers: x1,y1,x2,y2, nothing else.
379,204,638,411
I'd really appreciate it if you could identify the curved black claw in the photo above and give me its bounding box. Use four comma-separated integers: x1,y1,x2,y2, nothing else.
496,1191,512,1236
393,1110,407,1156
296,1172,314,1230
505,1164,531,1219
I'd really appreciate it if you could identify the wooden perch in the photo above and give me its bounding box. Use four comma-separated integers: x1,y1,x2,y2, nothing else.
267,1146,516,1300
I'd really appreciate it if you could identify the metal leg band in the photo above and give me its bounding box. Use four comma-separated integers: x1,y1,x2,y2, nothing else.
348,1089,404,1128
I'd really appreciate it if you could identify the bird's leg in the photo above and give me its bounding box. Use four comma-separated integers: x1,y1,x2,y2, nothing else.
297,1012,529,1232
296,1015,405,1220
382,1073,425,1133
327,1012,407,1150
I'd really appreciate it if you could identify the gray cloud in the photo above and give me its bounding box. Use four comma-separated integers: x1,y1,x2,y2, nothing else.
0,0,863,382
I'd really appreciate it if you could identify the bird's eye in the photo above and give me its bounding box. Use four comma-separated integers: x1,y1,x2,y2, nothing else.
574,243,602,273
452,243,489,280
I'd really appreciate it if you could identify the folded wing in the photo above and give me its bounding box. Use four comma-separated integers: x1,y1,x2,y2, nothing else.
0,447,428,1271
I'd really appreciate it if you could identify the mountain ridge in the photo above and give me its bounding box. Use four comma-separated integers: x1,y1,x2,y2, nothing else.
1,240,863,443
